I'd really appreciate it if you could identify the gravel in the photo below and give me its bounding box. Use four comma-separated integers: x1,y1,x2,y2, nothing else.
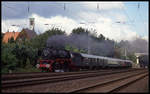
2,69,147,93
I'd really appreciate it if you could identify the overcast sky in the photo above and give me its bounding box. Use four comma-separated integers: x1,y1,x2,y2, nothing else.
2,1,149,42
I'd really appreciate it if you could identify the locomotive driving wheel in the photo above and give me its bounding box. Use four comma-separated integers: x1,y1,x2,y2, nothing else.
53,62,64,72
63,62,70,72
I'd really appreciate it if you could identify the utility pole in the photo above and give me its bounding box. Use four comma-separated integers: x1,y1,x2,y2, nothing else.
88,29,90,54
79,22,90,54
64,3,66,10
125,47,127,60
97,3,99,10
28,2,30,29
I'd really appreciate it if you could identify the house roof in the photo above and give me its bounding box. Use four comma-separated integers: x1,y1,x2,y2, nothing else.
22,28,37,39
2,32,20,43
2,28,37,43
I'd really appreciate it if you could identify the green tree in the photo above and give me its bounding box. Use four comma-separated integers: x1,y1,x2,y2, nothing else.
8,37,15,43
30,28,66,49
127,53,136,63
71,27,89,35
97,34,105,41
1,43,18,73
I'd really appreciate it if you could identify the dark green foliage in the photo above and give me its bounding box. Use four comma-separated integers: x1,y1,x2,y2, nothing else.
1,43,18,73
71,27,89,35
8,37,15,43
30,28,66,49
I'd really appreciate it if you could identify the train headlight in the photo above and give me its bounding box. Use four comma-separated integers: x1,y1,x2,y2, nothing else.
46,64,50,68
36,64,40,68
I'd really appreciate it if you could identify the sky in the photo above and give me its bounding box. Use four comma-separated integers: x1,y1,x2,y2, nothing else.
1,1,149,42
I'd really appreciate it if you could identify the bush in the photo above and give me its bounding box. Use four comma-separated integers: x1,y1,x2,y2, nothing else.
13,67,41,73
1,44,18,73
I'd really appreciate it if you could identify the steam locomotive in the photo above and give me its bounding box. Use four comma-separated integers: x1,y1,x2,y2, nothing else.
36,47,133,72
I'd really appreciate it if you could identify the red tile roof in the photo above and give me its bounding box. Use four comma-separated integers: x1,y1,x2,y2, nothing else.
2,32,20,43
2,28,37,43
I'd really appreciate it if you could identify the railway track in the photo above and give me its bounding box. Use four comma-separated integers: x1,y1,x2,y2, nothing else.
68,69,148,93
2,68,144,89
2,69,116,81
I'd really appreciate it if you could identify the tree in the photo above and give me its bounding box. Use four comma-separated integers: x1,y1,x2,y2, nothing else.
8,37,15,43
1,43,18,73
97,34,105,41
30,28,66,49
71,27,89,35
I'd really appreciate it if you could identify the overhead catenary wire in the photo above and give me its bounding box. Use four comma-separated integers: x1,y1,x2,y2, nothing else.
2,2,148,34
137,3,148,35
132,3,139,23
119,3,139,33
120,4,132,24
2,4,17,12
2,4,19,32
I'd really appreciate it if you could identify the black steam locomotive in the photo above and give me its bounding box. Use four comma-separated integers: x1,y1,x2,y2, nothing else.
36,47,133,72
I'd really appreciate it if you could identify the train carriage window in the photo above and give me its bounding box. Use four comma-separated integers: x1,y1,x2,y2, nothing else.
85,57,88,62
93,58,95,63
93,58,95,62
97,58,99,63
83,57,86,61
90,58,92,62
89,58,91,62
88,58,90,62
102,59,104,63
103,59,107,63
86,57,89,62
100,59,102,63
99,59,101,62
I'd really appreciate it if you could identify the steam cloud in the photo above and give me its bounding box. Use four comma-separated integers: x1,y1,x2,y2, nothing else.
46,34,115,57
46,33,148,58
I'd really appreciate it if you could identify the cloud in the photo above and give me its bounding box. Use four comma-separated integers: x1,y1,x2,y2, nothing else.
2,13,79,35
76,11,138,42
30,14,79,34
2,19,27,33
2,13,141,42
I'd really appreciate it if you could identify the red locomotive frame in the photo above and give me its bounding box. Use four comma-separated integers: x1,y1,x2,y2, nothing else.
37,58,78,72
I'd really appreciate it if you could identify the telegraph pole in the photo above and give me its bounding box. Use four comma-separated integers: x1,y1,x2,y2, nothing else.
88,29,90,54
125,47,127,60
79,22,90,54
